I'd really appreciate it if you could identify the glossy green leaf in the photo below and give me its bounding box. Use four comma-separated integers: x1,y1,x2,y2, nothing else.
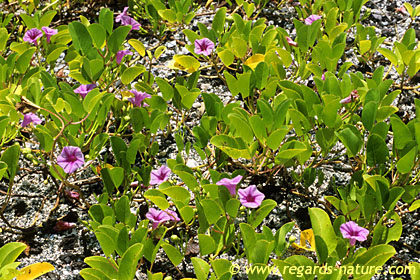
198,234,216,255
117,243,144,280
107,25,131,54
308,208,337,256
121,65,146,85
191,257,210,280
249,199,276,228
161,243,183,266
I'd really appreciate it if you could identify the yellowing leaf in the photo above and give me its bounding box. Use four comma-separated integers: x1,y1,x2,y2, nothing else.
128,39,146,57
17,262,55,280
291,229,315,251
244,54,265,70
168,55,200,73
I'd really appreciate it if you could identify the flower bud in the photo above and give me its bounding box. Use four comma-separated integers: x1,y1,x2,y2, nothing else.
170,235,180,242
289,236,297,244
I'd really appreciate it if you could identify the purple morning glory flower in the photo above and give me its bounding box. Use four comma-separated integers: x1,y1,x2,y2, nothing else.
128,89,151,108
74,84,96,98
340,90,359,104
321,72,326,80
57,146,85,174
146,208,171,229
340,221,369,246
115,7,129,23
304,15,322,25
150,165,171,185
41,26,58,43
116,50,133,64
216,175,243,196
119,12,141,31
21,113,42,127
238,185,265,208
194,38,215,56
23,28,43,45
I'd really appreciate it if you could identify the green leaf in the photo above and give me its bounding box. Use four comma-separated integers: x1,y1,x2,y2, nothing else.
378,48,399,66
0,28,9,52
16,47,36,73
160,186,190,205
158,9,177,23
231,37,247,58
249,199,276,228
179,205,195,224
201,199,223,224
274,221,295,256
84,256,118,279
217,49,234,66
101,167,124,194
228,113,253,142
68,21,92,55
156,77,174,101
362,101,378,131
390,115,412,150
1,144,20,182
266,127,288,150
210,134,251,159
144,189,169,210
366,134,389,166
95,226,118,257
107,25,131,54
0,242,26,267
121,66,146,85
350,245,396,279
308,208,337,256
40,10,57,27
191,257,210,280
87,23,106,49
173,170,198,190
161,243,183,266
117,243,144,280
115,195,131,224
198,234,216,255
99,8,114,35
372,211,402,246
336,126,363,157
397,146,417,174
83,88,104,113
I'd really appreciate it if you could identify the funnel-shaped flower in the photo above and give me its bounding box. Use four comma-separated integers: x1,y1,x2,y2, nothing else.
57,146,85,174
128,89,151,107
23,28,43,45
119,14,141,31
305,15,322,25
21,113,42,127
340,90,359,104
116,7,129,23
146,208,171,229
194,38,215,56
238,185,265,208
53,221,77,231
42,26,58,43
340,221,369,246
216,175,243,196
116,50,133,64
150,165,171,185
74,84,96,98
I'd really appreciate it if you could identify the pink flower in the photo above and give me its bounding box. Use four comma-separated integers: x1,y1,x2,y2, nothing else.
321,72,326,80
128,89,151,107
115,7,130,23
119,12,141,31
23,28,43,45
146,208,171,229
285,36,298,47
57,146,85,174
304,15,322,25
74,84,96,98
340,221,369,246
21,113,42,127
238,185,265,208
53,221,77,231
216,175,243,196
194,38,215,56
116,50,133,64
41,26,58,43
65,190,80,200
396,6,408,15
340,90,359,104
150,165,171,185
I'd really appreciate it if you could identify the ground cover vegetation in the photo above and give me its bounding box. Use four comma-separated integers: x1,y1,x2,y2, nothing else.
0,0,420,279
